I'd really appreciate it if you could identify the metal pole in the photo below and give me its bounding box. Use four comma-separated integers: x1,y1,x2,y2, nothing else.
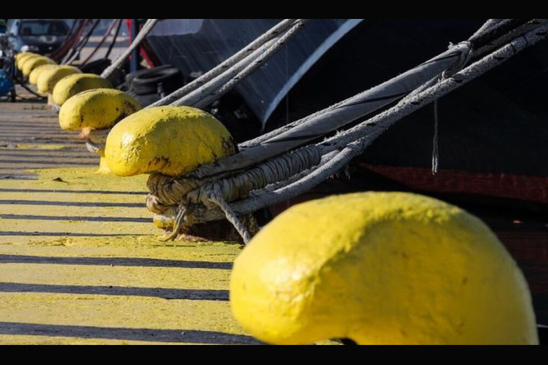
130,19,140,73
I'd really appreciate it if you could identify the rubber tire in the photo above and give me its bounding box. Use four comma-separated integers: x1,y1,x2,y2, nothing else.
125,65,172,90
132,66,183,96
126,89,161,107
79,58,112,75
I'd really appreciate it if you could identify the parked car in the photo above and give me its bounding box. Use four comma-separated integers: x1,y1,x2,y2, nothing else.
6,19,69,54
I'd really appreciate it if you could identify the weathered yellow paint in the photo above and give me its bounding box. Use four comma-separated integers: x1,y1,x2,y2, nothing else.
1,143,73,151
36,66,81,95
15,52,34,63
29,64,58,86
16,53,40,70
59,89,141,131
52,74,113,106
105,106,237,177
231,192,538,345
0,167,256,345
22,56,55,77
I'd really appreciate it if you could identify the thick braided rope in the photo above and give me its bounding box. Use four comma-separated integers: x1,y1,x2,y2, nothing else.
185,145,322,207
101,19,159,80
472,19,547,60
240,20,540,150
470,19,506,39
146,145,322,214
144,20,522,223
223,21,548,221
150,19,299,107
178,42,473,181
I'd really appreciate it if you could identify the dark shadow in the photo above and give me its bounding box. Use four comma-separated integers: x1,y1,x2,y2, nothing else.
0,159,96,166
0,322,262,344
0,188,147,195
0,282,229,301
0,200,144,208
0,174,37,181
0,214,150,223
0,153,98,160
0,254,232,270
0,232,149,237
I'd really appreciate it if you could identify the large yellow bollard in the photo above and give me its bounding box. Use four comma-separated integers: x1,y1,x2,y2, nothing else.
59,88,142,174
230,192,538,345
28,64,58,86
104,106,237,177
21,56,55,77
52,74,113,106
36,65,81,95
16,53,40,70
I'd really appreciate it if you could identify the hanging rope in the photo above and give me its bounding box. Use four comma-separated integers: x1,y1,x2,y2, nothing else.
432,99,440,175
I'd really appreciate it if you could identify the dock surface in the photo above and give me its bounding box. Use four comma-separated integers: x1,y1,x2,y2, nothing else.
0,98,258,345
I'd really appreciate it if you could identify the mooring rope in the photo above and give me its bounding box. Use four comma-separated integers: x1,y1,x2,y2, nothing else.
101,19,159,80
148,19,548,242
184,19,309,109
150,19,300,107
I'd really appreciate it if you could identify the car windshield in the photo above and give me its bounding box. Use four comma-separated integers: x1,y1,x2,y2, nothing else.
19,20,68,36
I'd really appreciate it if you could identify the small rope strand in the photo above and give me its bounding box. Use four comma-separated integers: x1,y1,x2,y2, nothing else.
159,204,186,242
432,99,440,175
208,189,252,243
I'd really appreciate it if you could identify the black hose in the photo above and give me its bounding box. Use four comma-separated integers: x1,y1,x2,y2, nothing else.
82,19,119,66
64,19,101,64
14,76,46,99
104,18,123,59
